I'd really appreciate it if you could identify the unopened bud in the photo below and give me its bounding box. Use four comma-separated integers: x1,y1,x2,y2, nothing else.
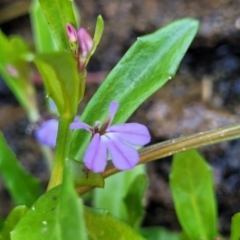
77,28,93,58
6,64,19,78
66,23,78,43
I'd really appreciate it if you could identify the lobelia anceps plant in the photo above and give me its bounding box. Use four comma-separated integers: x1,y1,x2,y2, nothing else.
1,0,240,239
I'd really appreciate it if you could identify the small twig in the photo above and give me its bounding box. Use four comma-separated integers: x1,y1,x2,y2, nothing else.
77,122,240,195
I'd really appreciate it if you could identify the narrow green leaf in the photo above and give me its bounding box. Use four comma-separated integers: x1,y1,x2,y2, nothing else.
69,18,199,160
87,15,104,64
69,159,104,188
12,167,87,240
84,207,145,240
34,52,80,117
124,174,148,227
0,206,28,240
0,31,38,121
139,227,179,240
170,149,217,240
39,0,77,50
230,213,240,240
93,165,145,222
0,133,42,206
30,0,57,53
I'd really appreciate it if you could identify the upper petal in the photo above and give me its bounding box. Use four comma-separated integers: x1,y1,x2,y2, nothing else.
102,134,139,170
83,133,107,173
70,121,92,132
108,102,119,124
106,123,151,146
35,119,58,148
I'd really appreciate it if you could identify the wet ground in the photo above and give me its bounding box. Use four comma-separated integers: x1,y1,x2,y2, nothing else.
1,0,240,237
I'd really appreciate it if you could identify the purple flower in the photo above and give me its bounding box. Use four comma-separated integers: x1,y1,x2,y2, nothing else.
70,102,151,173
35,119,58,148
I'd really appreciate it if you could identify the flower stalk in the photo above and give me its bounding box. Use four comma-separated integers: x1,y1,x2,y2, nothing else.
77,122,240,195
47,116,72,190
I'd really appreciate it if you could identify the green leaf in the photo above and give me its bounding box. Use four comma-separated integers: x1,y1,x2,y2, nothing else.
87,15,104,64
139,227,179,240
39,0,77,51
55,161,88,240
68,159,104,188
84,207,145,240
30,0,57,53
230,213,240,240
0,31,38,121
12,166,87,240
0,206,28,240
170,149,217,240
0,133,42,207
34,52,81,117
93,165,145,222
124,174,148,227
69,18,199,160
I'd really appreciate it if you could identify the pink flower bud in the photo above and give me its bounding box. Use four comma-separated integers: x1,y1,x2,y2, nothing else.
6,64,19,78
77,28,93,58
66,24,78,43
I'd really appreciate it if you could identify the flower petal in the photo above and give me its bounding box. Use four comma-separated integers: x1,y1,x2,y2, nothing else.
70,121,92,132
103,134,139,170
107,123,151,146
84,133,107,173
108,101,119,124
35,119,58,148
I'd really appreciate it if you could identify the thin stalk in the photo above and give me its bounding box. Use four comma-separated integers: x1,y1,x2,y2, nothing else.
47,116,72,190
77,122,240,195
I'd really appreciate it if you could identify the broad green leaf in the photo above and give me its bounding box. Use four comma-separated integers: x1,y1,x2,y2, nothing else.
69,159,104,188
93,165,145,222
0,133,42,206
34,52,81,117
230,213,240,240
139,227,179,240
0,205,28,240
69,18,199,160
170,150,217,240
12,166,87,240
124,174,148,227
39,0,77,51
0,31,38,121
30,0,57,53
84,207,145,240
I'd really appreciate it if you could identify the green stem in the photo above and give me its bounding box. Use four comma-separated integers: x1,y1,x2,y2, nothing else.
47,116,72,190
77,122,240,195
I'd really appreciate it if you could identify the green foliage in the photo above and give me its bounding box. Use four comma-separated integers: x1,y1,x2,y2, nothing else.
30,0,57,53
0,133,42,207
124,174,148,228
69,18,199,161
12,168,87,240
230,213,240,240
93,165,146,223
170,150,218,240
87,15,104,63
68,159,104,188
39,0,78,51
34,52,81,118
0,31,38,121
84,207,145,240
139,227,179,240
0,206,28,240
